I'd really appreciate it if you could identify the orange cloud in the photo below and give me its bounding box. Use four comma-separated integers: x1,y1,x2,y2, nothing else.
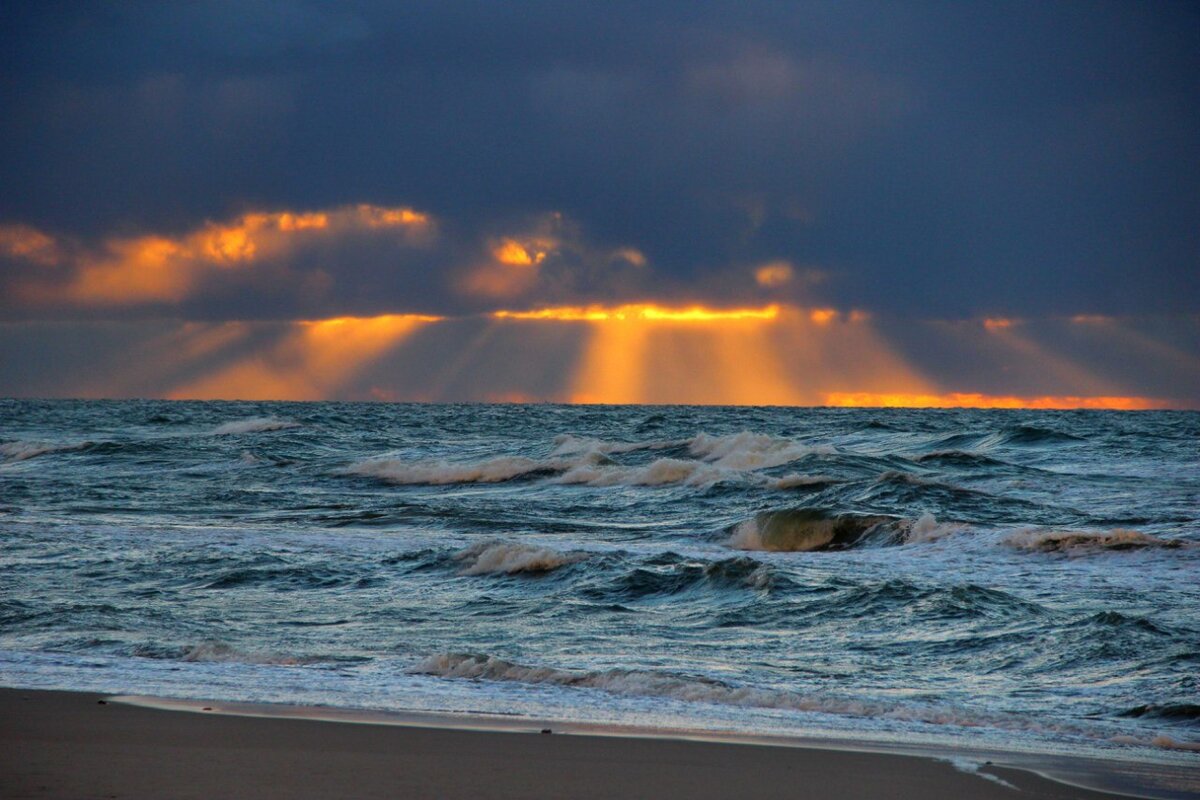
0,224,61,265
14,204,433,307
492,237,548,266
168,313,442,400
754,261,793,287
983,317,1018,331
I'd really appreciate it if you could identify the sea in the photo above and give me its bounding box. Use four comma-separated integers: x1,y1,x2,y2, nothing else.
2,400,1198,789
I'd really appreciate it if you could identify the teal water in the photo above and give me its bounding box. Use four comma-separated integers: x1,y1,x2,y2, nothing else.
1,400,1197,763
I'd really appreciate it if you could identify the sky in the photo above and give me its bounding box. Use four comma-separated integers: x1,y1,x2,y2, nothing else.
1,1,1197,407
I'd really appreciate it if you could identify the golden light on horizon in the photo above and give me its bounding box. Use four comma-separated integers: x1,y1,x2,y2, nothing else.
822,392,1172,410
493,303,781,322
167,313,442,400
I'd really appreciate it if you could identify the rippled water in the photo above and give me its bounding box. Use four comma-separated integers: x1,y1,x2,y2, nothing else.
1,400,1198,763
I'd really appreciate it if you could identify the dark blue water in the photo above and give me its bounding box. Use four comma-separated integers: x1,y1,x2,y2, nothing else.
1,400,1197,763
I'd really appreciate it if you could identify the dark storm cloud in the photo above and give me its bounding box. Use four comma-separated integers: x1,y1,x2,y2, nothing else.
2,0,1198,318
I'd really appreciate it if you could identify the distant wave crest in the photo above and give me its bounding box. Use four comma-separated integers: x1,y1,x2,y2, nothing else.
454,540,584,575
346,430,833,488
728,508,962,552
212,417,300,435
1004,529,1190,554
345,454,573,484
0,440,87,461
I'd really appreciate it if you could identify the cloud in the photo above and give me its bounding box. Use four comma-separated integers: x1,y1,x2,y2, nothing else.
4,204,433,314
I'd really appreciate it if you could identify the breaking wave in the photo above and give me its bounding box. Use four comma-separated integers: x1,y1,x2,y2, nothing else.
133,642,318,666
768,473,841,489
344,455,570,484
347,431,835,488
728,508,961,552
557,457,731,487
0,440,88,461
1004,529,1190,554
688,431,832,470
454,540,585,575
411,652,1105,738
212,417,300,435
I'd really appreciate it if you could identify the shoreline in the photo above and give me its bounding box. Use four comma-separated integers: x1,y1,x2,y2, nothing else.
3,688,1197,799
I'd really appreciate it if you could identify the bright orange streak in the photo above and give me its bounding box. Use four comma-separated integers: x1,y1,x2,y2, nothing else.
167,314,442,400
493,304,780,322
983,317,1018,331
809,308,837,325
822,393,1173,410
492,238,544,266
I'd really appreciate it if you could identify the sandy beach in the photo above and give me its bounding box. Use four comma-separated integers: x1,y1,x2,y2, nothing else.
3,688,1175,800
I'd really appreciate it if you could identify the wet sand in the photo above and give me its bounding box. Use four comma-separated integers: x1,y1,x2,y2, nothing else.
0,688,1152,799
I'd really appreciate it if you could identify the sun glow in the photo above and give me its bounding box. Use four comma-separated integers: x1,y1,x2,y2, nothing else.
822,393,1172,410
167,314,442,400
493,304,781,322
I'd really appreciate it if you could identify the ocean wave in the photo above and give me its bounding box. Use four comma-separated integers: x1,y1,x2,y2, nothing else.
556,457,731,487
911,450,1008,469
454,540,585,575
551,433,682,456
410,652,1100,737
998,424,1085,446
586,555,777,599
1004,529,1190,555
212,417,300,435
346,431,835,488
768,473,841,489
344,454,568,485
1121,703,1200,725
728,508,961,552
730,509,893,552
0,440,88,461
688,431,832,470
133,642,318,666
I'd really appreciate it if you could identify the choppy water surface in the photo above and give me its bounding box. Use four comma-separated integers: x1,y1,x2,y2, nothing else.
2,400,1198,765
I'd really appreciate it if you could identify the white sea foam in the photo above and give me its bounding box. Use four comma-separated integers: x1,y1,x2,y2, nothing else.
688,431,830,470
212,417,300,435
906,512,964,544
1004,529,1189,555
179,642,311,665
455,540,584,575
0,440,86,461
345,455,550,484
556,457,730,487
940,758,1017,790
346,431,836,488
